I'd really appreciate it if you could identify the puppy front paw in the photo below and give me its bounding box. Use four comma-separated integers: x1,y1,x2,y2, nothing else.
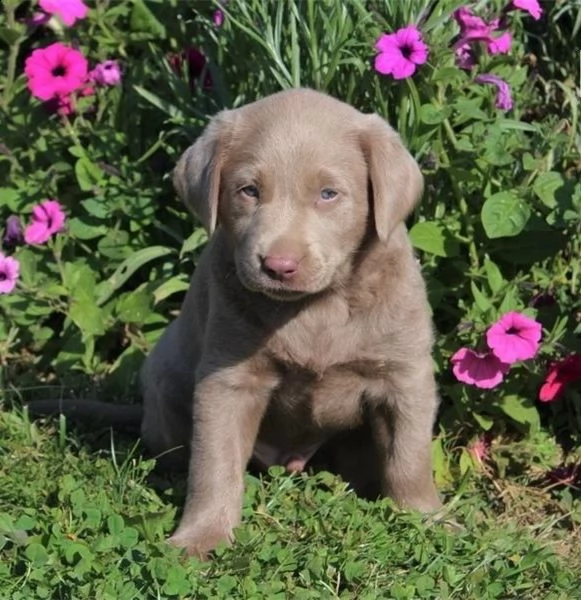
167,520,234,560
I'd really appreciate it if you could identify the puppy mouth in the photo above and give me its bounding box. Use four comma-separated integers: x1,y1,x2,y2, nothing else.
238,273,310,301
259,287,309,301
235,264,313,301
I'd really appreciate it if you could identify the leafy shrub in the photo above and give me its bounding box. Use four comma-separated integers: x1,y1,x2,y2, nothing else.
1,0,580,480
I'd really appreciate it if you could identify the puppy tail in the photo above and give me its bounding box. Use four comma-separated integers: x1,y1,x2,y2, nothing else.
24,399,143,430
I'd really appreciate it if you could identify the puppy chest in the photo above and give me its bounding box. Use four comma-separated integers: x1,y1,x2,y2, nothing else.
267,359,390,428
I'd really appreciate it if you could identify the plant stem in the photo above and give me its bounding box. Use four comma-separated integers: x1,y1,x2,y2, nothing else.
2,5,23,108
440,120,480,269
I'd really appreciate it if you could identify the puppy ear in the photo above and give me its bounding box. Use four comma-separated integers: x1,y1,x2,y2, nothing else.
172,111,232,235
360,115,424,241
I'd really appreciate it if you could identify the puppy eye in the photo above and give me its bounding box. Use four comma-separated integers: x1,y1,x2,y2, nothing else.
240,185,259,199
320,188,338,202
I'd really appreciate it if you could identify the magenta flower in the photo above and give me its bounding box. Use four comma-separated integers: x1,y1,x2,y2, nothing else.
25,43,88,101
39,0,88,27
25,12,51,28
0,253,20,294
24,200,66,245
90,60,122,86
487,31,512,55
168,47,213,91
510,0,543,20
475,74,513,111
212,0,228,27
454,7,490,37
486,312,542,364
44,83,94,116
451,348,510,389
455,43,477,70
539,354,581,402
213,9,224,26
468,436,491,467
375,25,429,80
453,7,511,68
3,215,23,247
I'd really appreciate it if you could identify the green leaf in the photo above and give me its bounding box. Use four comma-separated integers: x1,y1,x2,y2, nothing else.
25,543,49,566
180,228,208,257
431,67,465,85
15,248,38,286
63,263,97,298
107,514,125,537
69,301,107,337
453,98,487,122
0,187,20,211
81,198,110,219
68,217,107,240
129,0,166,38
96,246,175,306
459,450,474,476
0,25,25,45
133,85,184,120
481,191,531,239
470,281,492,313
419,104,450,125
118,527,139,548
409,221,459,257
116,289,152,324
152,276,190,304
473,412,494,431
497,395,540,434
533,171,565,209
483,256,504,294
499,287,519,315
98,230,131,260
75,157,104,192
497,119,540,133
0,513,15,534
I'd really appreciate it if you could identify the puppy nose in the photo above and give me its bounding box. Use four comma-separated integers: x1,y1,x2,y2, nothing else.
261,255,298,280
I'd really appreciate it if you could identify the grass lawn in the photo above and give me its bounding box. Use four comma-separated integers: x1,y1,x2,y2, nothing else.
1,405,579,599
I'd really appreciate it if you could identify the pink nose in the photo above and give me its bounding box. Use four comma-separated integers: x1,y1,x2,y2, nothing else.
261,255,298,280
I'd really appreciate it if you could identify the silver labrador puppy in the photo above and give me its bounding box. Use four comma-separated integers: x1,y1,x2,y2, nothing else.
139,88,442,558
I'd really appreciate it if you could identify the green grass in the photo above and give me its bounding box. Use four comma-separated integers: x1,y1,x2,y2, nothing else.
0,407,579,600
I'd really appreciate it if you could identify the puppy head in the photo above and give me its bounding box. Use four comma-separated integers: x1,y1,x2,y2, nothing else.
173,89,423,300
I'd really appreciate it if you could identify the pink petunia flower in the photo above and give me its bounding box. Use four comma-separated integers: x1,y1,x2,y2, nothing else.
44,83,94,116
0,253,20,294
374,25,429,80
168,47,213,91
25,12,51,28
468,435,491,467
213,9,224,26
486,312,542,364
487,31,512,54
453,7,511,68
539,354,581,402
3,215,23,247
510,0,543,20
38,0,88,27
451,348,510,389
212,0,228,27
24,200,66,245
455,42,477,70
454,7,491,38
90,60,122,86
25,42,88,101
475,74,513,111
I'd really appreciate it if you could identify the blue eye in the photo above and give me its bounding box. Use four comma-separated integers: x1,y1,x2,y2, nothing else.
320,188,338,201
240,185,259,198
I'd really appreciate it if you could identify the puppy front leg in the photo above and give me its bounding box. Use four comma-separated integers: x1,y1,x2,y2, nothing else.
372,363,442,512
168,368,273,558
